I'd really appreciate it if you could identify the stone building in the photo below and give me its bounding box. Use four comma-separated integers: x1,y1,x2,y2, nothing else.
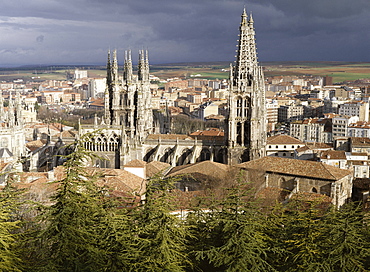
79,8,267,167
238,156,353,208
0,92,26,162
226,9,267,164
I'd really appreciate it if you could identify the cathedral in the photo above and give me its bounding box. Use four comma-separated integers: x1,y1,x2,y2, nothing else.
80,8,267,168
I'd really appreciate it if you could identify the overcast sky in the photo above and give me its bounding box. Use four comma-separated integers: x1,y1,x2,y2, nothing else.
1,0,370,66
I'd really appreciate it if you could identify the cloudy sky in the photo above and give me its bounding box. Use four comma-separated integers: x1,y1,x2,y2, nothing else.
0,0,370,66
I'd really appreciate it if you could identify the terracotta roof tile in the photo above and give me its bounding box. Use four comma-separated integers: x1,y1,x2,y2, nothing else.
267,135,304,145
237,156,352,181
167,161,230,181
320,150,347,160
124,159,147,168
146,161,171,178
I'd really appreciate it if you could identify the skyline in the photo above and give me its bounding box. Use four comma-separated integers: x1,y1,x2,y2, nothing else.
1,0,370,67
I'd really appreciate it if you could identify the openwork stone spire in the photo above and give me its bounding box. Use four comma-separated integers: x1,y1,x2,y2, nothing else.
227,8,267,164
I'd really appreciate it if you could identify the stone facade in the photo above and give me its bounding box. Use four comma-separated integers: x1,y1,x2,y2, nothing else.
226,9,267,164
80,8,267,168
238,156,353,207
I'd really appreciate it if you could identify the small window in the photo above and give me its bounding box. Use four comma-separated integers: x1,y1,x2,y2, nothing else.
276,145,278,148
312,187,317,193
284,145,286,148
268,145,271,148
283,153,286,157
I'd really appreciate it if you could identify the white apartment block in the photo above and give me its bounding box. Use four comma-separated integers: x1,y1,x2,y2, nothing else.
290,118,332,143
348,121,370,138
278,104,304,123
338,101,369,122
332,115,359,138
88,78,106,99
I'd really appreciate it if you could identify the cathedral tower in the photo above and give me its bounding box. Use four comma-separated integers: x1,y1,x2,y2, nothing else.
103,49,153,140
226,9,267,164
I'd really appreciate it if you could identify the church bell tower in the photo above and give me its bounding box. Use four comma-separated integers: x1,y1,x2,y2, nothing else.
226,9,267,164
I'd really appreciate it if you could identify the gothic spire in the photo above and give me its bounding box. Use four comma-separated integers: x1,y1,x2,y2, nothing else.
112,49,119,83
123,49,133,83
106,50,112,84
138,49,149,82
233,9,258,88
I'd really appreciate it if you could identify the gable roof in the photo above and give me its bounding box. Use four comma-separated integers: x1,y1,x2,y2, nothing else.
320,150,347,160
167,161,230,181
237,156,351,181
124,159,147,168
146,161,171,178
267,135,304,145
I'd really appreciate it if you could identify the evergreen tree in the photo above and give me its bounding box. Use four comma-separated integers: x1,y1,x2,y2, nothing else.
281,196,331,272
323,203,370,271
186,191,225,272
194,177,276,272
27,133,113,272
0,181,23,272
132,175,191,271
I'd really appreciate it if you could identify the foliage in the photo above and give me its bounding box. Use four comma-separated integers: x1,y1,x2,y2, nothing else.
132,175,191,271
193,177,276,272
0,181,23,272
322,203,370,271
25,133,112,271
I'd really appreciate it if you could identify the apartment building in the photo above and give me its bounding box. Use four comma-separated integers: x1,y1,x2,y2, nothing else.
278,104,304,123
290,118,332,143
338,101,369,122
332,115,359,138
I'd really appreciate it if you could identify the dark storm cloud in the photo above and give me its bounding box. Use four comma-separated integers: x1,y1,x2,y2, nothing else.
0,0,369,66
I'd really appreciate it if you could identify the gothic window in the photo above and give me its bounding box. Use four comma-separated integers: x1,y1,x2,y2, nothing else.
120,94,123,106
177,148,192,166
236,122,242,145
244,99,248,118
198,148,211,162
125,94,128,106
236,97,242,117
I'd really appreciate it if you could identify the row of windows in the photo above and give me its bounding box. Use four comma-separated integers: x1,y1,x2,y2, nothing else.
268,145,300,149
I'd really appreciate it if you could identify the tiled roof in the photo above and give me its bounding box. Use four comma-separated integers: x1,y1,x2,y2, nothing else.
146,161,171,178
26,139,46,152
267,135,304,145
351,137,370,146
320,150,347,160
167,161,230,181
305,142,333,149
237,156,352,181
189,128,224,137
124,159,147,168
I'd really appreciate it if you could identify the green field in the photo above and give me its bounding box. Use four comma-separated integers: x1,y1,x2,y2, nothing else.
1,62,370,84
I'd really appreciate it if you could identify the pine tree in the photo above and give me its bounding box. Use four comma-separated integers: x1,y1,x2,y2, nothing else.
0,180,23,272
281,196,331,272
322,203,370,271
132,175,191,271
27,133,113,272
194,176,276,272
